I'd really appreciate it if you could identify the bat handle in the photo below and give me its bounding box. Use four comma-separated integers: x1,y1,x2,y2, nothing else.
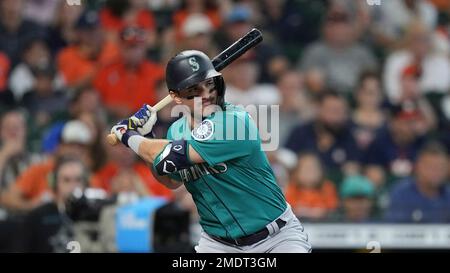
107,133,120,146
106,95,174,146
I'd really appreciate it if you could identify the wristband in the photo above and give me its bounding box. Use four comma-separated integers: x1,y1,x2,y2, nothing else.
121,130,139,148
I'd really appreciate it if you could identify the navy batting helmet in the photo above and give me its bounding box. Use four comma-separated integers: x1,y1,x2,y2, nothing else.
166,50,226,108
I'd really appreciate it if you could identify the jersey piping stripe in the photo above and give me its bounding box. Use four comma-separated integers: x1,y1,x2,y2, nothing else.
201,175,248,237
195,181,232,238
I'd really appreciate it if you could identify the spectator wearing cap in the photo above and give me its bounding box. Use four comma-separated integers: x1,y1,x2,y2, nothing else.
162,12,219,67
383,20,450,104
0,0,48,67
363,105,428,185
1,120,98,212
217,4,289,83
172,0,222,43
298,6,378,94
57,10,120,89
385,142,450,223
99,0,157,46
338,175,376,222
181,13,213,39
94,26,164,118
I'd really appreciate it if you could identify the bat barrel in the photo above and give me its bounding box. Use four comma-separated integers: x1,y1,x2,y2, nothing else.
212,28,263,72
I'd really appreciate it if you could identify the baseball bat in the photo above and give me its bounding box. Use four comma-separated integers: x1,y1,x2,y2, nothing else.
107,28,263,146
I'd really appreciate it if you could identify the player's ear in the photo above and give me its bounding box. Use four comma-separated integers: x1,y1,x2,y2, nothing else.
169,91,183,104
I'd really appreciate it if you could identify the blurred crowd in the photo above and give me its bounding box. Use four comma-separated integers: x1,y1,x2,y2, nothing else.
1,0,450,252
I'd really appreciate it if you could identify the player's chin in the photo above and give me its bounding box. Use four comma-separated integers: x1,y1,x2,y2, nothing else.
202,101,212,107
202,101,220,116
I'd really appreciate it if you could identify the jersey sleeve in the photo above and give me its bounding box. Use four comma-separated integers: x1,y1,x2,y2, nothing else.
187,111,259,166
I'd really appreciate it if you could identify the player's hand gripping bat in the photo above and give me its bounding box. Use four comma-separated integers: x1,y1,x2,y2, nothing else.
107,28,263,146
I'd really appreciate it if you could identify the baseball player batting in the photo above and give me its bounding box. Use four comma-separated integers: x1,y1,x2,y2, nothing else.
110,41,311,253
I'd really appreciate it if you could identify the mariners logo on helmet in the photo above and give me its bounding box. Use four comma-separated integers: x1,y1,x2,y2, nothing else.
192,119,214,141
188,57,200,72
166,50,226,109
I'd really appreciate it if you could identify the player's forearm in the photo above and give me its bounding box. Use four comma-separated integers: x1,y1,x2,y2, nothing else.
135,138,170,164
149,165,183,189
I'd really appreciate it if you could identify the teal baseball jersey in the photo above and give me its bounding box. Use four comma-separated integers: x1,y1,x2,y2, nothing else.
154,103,287,239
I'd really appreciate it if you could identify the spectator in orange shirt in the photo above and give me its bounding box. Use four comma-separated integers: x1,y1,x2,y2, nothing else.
285,152,339,221
1,120,97,211
57,10,120,90
94,26,164,118
92,144,173,201
99,0,157,47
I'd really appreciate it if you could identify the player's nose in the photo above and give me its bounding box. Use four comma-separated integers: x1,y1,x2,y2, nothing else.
199,84,210,98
